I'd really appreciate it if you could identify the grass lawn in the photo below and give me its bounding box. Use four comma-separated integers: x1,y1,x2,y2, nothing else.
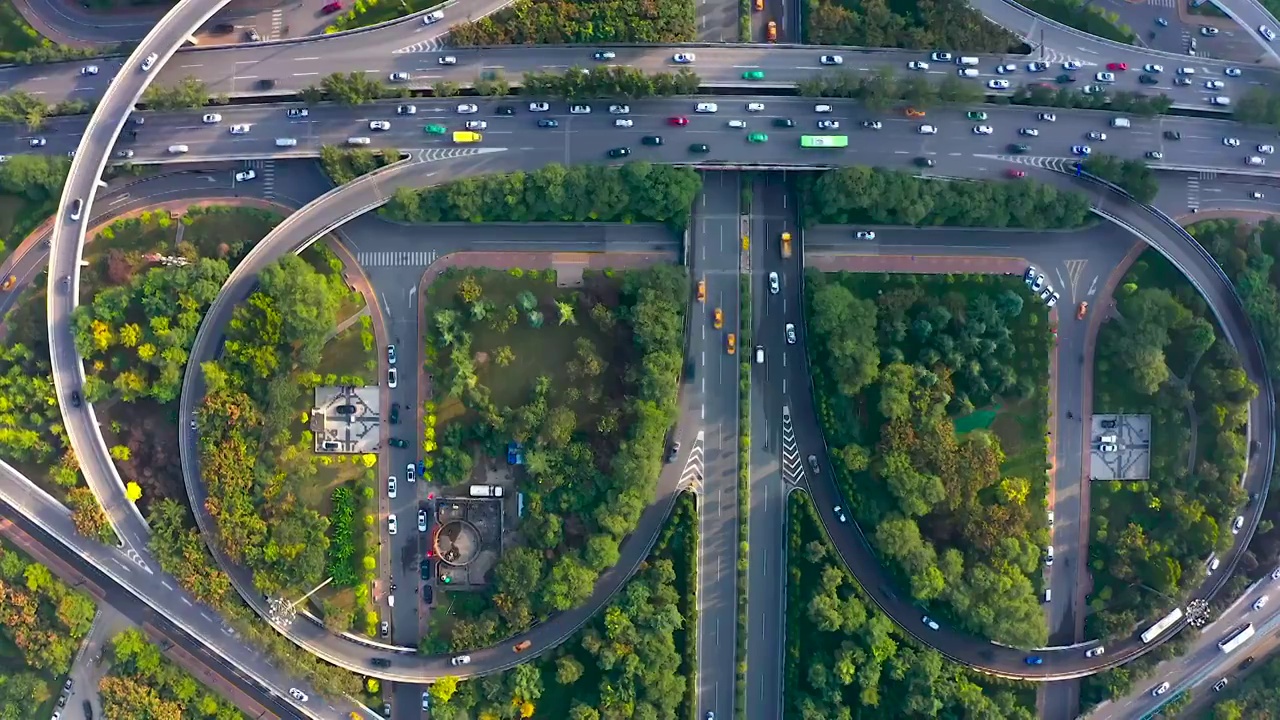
0,193,53,266
987,396,1049,483
0,2,45,54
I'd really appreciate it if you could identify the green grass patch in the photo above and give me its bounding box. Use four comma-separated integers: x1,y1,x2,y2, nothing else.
0,193,54,266
953,406,999,433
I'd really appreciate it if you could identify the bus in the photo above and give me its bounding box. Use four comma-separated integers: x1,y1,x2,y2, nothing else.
1140,607,1184,644
1218,624,1255,654
799,135,849,148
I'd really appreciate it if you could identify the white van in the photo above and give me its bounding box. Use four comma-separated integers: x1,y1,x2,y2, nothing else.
755,346,765,364
958,68,979,78
1212,96,1231,106
469,484,504,498
1110,118,1131,128
347,137,372,146
167,144,189,154
957,56,980,66
1043,589,1051,603
1177,67,1196,75
275,138,298,147
1099,434,1117,444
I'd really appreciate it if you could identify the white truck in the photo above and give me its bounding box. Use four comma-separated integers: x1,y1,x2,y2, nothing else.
469,485,503,498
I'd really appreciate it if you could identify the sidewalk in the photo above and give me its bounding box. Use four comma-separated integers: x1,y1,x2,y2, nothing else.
64,607,132,720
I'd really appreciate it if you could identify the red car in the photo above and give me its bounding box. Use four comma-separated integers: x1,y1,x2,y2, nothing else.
322,1,342,13
1106,62,1127,71
1007,169,1026,178
669,116,689,126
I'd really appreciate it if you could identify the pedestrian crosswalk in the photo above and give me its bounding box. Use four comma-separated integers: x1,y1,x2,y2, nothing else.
1186,172,1212,210
393,33,450,54
1148,0,1176,8
245,160,275,198
356,250,438,267
270,8,284,39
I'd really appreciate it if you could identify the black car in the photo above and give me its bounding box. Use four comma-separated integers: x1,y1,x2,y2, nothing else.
213,22,235,33
257,78,276,89
1056,73,1076,83
608,147,631,158
70,390,82,408
420,559,432,580
389,403,400,424
336,404,357,415
1241,656,1256,670
84,700,93,720
689,143,710,153
1008,143,1029,154
772,118,795,128
495,105,515,116
1138,74,1159,85
1163,130,1181,140
370,658,392,668
424,585,434,604
537,119,559,128
642,135,663,146
914,157,935,168
389,438,408,448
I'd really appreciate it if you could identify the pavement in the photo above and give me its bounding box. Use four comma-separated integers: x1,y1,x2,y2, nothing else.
61,607,131,720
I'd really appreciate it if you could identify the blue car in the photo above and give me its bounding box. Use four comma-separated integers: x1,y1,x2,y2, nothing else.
417,460,426,476
1025,656,1043,665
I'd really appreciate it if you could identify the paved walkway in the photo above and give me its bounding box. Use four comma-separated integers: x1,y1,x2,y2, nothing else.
806,253,1027,275
324,305,370,343
64,607,132,720
12,0,291,46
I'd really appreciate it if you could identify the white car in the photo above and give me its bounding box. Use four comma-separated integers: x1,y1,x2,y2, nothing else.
202,113,222,124
746,102,765,112
918,124,938,134
289,688,308,702
1085,646,1105,658
422,691,431,710
457,104,478,114
422,9,444,24
1030,273,1045,291
727,120,747,128
1272,567,1280,580
1046,292,1060,308
387,477,397,499
141,52,158,71
406,463,415,482
1045,545,1054,566
814,104,833,113
397,104,417,115
1095,72,1115,83
369,120,391,131
529,102,550,112
1261,144,1275,154
695,102,718,113
1019,128,1039,137
1252,191,1265,199
28,137,45,147
908,61,929,71
922,616,940,631
1100,443,1117,452
570,105,592,114
1208,557,1221,574
418,509,428,532
1063,60,1082,71
1143,64,1163,73
1152,683,1170,697
1027,61,1047,72
389,72,410,82
1248,156,1267,166
227,123,250,135
1206,79,1225,89
931,51,952,62
833,506,847,523
674,52,696,63
451,655,472,666
1088,131,1106,141
1261,25,1276,42
995,63,1017,74
614,119,634,128
387,345,397,365
387,514,398,535
973,125,993,135
820,55,843,65
1233,515,1245,534
81,65,98,75
1226,67,1242,77
1253,595,1269,611
388,367,398,388
234,169,256,182
465,120,487,130
855,231,875,239
988,79,1010,90
785,323,797,345
609,104,630,114
116,150,134,159
1038,112,1056,122
769,272,779,294
1073,145,1091,156
438,56,457,65
1224,137,1241,147
817,120,840,130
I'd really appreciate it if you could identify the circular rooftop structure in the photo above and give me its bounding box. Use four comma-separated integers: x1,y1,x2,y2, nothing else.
433,519,481,566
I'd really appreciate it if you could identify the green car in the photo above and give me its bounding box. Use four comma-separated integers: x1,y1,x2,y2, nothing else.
966,111,987,121
689,143,710,153
389,438,408,448
420,560,431,581
743,70,765,80
389,403,400,424
747,132,768,143
424,124,447,135
1008,143,1029,154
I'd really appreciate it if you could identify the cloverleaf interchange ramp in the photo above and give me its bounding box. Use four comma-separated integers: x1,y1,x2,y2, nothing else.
6,0,1272,707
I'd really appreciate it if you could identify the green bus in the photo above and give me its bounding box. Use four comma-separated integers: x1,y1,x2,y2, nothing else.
799,135,849,148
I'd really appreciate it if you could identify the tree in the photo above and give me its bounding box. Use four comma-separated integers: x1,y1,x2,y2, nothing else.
321,72,386,105
433,80,461,98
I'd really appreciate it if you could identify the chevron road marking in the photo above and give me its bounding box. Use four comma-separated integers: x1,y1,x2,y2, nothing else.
781,405,803,484
679,431,706,492
415,147,505,163
393,34,450,54
973,153,1078,173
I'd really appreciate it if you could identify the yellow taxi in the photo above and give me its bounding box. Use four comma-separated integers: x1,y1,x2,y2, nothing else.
697,279,706,302
755,0,763,9
727,333,736,355
904,107,926,118
714,308,724,329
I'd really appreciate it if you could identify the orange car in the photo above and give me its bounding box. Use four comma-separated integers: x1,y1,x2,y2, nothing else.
714,308,724,329
727,333,736,354
755,0,763,9
697,279,706,302
904,107,926,118
513,640,532,653
767,21,777,42
1077,302,1088,319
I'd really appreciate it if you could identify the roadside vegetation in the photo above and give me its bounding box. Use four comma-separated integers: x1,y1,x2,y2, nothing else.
803,0,1025,52
804,271,1055,646
141,77,227,111
382,164,702,230
1086,246,1254,650
0,154,69,264
522,67,701,99
0,1,105,64
0,91,96,130
1017,0,1136,44
318,146,399,185
451,0,696,45
0,541,96,719
427,492,697,720
1206,649,1280,719
1235,87,1280,127
324,0,443,32
101,628,248,719
1083,154,1159,204
785,492,1038,718
796,166,1093,229
415,264,687,652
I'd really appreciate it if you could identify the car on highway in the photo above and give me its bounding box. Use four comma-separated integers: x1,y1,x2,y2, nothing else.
1226,67,1242,77
116,150,134,159
70,390,81,408
422,9,444,23
570,104,592,114
1139,74,1158,85
922,616,940,631
807,454,820,474
369,120,391,131
387,476,397,499
608,147,630,158
914,157,935,167
817,120,840,130
286,108,309,119
855,230,876,239
388,365,399,387
457,104,478,114
966,110,988,121
27,137,45,147
1007,169,1026,178
1082,84,1104,94
389,72,410,82
1163,130,1181,140
743,70,765,80
746,102,765,112
727,120,747,129
395,104,418,116
389,403,400,424
689,143,710,153
727,333,736,354
1063,60,1082,70
1174,76,1193,86
1095,71,1115,83
1036,112,1056,123
673,52,696,63
202,113,222,124
918,124,938,134
1143,63,1163,73
642,135,663,146
833,506,847,523
973,125,993,135
768,272,779,293
289,688,308,702
465,121,487,130
421,691,431,710
536,119,558,129
1248,156,1267,166
1213,679,1229,692
1025,656,1043,665
234,169,256,182
666,115,690,126
862,120,882,129
1253,191,1266,200
1106,62,1127,71
1151,682,1170,697
438,55,457,65
696,102,718,113
1263,25,1277,41
418,509,428,532
141,52,158,71
987,79,1009,90
814,104,833,113
1261,144,1276,154
1019,128,1039,137
387,514,398,535
1272,567,1280,580
785,323,796,344
747,133,768,143
451,655,471,666
995,63,1016,74
523,102,549,113
1027,61,1047,72
609,104,630,115
774,118,796,127
1056,73,1076,84
1224,137,1241,147
1087,131,1106,141
81,64,99,76
422,123,447,135
1072,145,1091,156
908,61,929,71
1201,25,1219,36
1085,646,1105,658
1254,594,1269,610
1233,515,1245,534
1206,79,1225,89
593,50,616,60
931,51,952,62
821,54,843,65
713,308,724,329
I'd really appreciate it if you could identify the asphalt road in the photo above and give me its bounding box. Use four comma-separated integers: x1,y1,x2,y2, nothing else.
691,171,741,720
1204,0,1280,64
13,0,329,46
14,98,1280,179
744,172,795,720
